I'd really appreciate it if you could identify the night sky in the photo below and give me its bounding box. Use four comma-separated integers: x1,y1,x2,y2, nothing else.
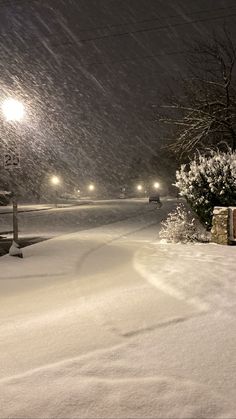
0,0,236,188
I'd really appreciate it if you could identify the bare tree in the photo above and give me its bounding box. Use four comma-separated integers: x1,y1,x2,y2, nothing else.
157,29,236,156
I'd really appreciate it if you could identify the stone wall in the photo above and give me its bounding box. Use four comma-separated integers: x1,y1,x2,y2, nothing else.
211,207,229,245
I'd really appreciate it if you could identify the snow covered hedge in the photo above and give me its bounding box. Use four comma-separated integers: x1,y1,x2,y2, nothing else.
175,150,236,228
159,204,207,243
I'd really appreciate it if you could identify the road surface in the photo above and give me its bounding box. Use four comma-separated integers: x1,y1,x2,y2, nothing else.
0,198,174,255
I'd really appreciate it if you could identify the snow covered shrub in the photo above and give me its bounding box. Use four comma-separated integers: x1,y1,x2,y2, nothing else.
175,150,236,228
159,204,200,243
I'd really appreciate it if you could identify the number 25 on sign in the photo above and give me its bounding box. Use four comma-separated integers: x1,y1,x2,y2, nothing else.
3,150,20,170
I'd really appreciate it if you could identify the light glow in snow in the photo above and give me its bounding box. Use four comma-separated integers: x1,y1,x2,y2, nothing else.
88,184,95,191
51,175,60,185
2,98,25,121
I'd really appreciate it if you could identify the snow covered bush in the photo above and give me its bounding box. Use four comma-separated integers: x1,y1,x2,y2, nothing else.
159,204,201,243
175,150,236,228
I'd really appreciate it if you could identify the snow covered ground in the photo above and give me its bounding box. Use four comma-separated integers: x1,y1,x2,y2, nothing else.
0,201,236,418
136,241,236,312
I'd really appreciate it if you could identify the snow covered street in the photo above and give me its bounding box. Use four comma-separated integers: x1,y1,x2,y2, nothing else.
0,200,236,418
0,199,161,238
0,198,161,255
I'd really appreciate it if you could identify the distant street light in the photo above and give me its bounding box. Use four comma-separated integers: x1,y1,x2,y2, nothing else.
154,182,160,189
51,175,60,186
137,184,143,191
2,98,25,122
2,98,25,258
88,184,95,191
50,175,61,207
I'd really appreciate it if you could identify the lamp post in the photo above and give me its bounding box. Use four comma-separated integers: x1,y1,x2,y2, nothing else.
88,184,95,198
50,175,61,207
2,98,25,258
154,182,160,190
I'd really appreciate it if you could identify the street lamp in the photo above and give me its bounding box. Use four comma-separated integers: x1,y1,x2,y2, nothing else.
2,98,25,122
2,98,25,258
154,182,160,189
88,184,95,192
50,175,61,207
137,184,143,191
51,175,60,186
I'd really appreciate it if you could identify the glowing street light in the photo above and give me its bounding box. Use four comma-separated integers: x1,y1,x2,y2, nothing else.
2,98,25,122
50,176,61,207
137,184,143,191
154,182,160,189
88,184,95,191
51,175,60,186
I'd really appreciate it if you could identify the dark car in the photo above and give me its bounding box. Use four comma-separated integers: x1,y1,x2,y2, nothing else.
0,191,12,206
149,194,162,207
